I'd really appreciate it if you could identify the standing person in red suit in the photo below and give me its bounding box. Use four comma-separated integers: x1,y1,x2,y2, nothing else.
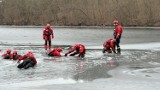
48,47,63,56
103,38,116,54
10,50,21,60
1,49,12,59
43,24,54,50
113,20,123,53
17,51,37,69
65,44,86,58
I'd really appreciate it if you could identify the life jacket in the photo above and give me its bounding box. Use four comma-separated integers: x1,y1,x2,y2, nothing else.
115,25,123,36
44,29,52,36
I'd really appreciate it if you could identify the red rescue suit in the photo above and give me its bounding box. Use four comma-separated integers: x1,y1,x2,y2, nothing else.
17,52,37,69
113,20,123,53
65,44,85,58
103,39,116,53
43,24,54,50
48,48,62,56
114,25,123,39
18,52,37,65
1,49,12,59
10,51,21,60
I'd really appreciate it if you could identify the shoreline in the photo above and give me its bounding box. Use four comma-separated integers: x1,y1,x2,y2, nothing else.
1,25,160,29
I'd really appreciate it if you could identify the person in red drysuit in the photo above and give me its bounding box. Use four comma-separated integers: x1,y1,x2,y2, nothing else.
17,51,37,69
113,20,123,53
103,38,116,53
48,47,63,56
65,44,86,58
43,24,54,50
10,50,21,60
1,49,12,59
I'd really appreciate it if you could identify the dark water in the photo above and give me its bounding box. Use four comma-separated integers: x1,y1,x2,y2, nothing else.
0,26,160,90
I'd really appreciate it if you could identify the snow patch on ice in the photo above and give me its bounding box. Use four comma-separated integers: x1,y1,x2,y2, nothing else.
0,78,84,88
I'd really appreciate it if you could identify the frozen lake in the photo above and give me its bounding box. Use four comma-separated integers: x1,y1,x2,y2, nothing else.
0,26,160,90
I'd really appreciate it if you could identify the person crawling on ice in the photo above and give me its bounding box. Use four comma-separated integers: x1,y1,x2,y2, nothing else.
10,50,21,60
48,47,63,56
43,24,54,50
1,49,12,59
65,44,85,58
103,38,116,54
17,51,37,69
113,20,123,53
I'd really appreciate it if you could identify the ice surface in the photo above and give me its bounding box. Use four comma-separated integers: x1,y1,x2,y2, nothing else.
0,27,160,90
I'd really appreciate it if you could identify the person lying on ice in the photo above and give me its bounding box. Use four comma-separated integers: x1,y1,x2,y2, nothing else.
10,50,21,60
103,38,116,54
65,44,85,58
1,49,12,59
48,47,63,56
17,51,37,69
1,50,21,60
43,24,54,50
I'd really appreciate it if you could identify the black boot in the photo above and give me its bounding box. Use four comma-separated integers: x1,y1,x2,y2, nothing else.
117,48,121,54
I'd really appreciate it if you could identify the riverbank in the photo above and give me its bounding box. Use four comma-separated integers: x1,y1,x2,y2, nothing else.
1,25,160,29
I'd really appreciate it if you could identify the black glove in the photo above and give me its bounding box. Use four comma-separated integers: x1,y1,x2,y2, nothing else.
70,53,75,56
64,53,68,56
102,49,106,53
79,54,84,58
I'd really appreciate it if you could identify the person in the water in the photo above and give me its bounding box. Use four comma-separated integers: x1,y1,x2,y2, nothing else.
103,38,116,54
1,49,12,59
17,51,37,69
65,44,85,58
48,47,63,56
10,50,21,60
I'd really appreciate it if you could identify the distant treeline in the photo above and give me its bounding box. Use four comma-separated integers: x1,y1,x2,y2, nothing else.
0,0,160,26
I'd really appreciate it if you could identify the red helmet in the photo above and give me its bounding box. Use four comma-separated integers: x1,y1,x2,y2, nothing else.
46,24,50,29
27,51,33,57
113,20,119,25
13,50,17,54
73,44,80,48
6,49,11,54
57,48,62,52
